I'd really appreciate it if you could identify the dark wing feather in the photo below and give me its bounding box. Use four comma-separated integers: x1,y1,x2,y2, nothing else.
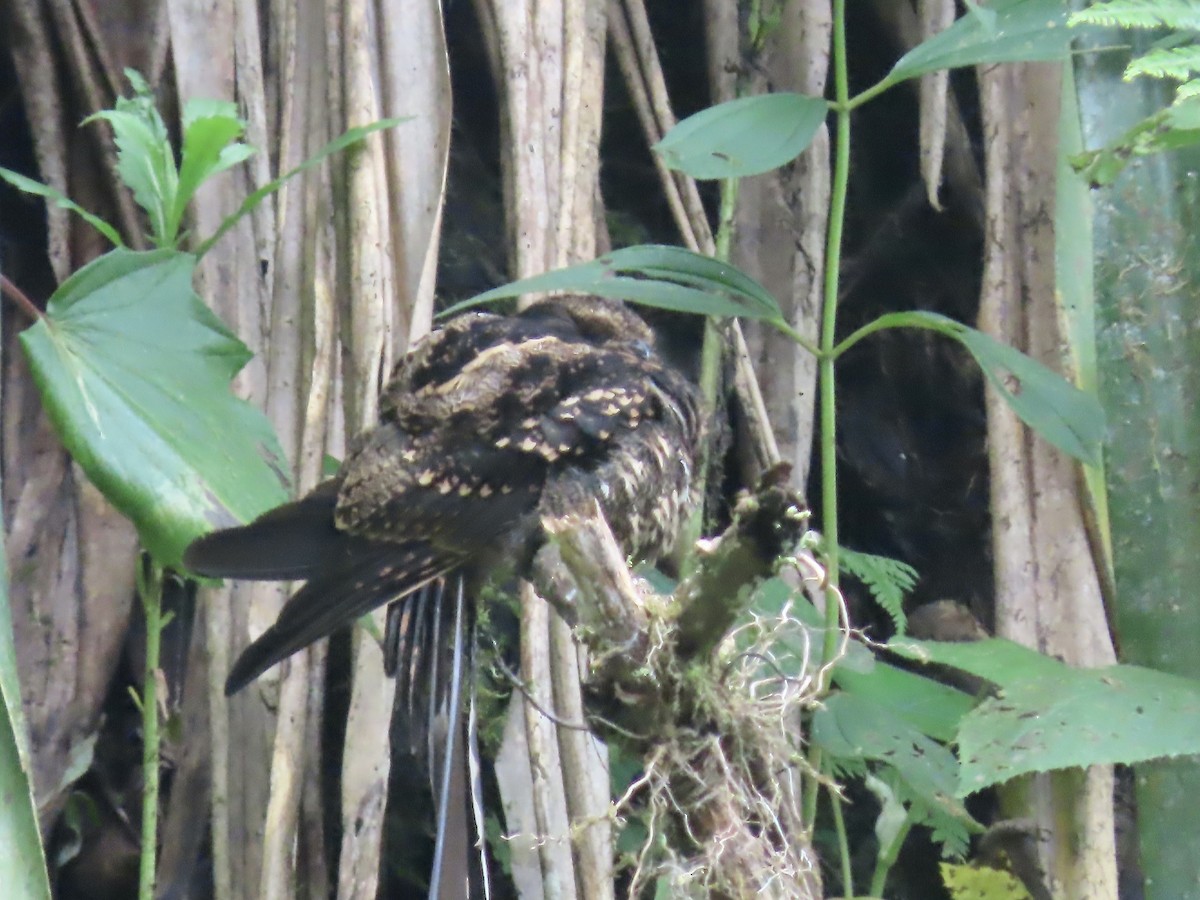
224,541,463,694
184,480,345,580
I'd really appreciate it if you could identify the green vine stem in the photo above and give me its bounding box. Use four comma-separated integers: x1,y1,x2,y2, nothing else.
803,0,852,832
828,785,855,896
135,556,164,900
680,176,741,575
769,317,822,358
870,810,916,896
830,311,960,360
820,0,851,650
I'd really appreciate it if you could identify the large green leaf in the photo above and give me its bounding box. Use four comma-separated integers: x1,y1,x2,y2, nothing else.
752,578,974,743
813,691,960,800
812,691,975,835
845,310,1106,465
832,658,975,746
443,244,783,322
890,638,1200,795
654,93,829,180
886,0,1072,87
0,470,52,899
19,248,290,567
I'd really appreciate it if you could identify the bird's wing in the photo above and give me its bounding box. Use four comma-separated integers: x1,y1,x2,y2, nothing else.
224,539,464,694
183,479,349,580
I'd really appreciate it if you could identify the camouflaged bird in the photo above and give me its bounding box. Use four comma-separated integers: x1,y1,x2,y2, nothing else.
183,294,703,695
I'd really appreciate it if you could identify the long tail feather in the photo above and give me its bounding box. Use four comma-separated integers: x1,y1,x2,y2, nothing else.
429,576,468,900
468,638,493,899
224,544,458,695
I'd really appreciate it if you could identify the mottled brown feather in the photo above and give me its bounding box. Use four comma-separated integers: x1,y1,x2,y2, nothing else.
184,295,702,693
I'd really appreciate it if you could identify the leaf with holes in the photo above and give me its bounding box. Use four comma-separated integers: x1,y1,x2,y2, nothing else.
813,691,966,813
955,322,1105,465
834,656,976,745
940,862,1033,900
889,638,1200,795
812,691,978,851
19,248,290,568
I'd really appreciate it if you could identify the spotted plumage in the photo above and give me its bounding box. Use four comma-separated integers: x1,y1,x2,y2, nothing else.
184,295,702,899
184,295,703,694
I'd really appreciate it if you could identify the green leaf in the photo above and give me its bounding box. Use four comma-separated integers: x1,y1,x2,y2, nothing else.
940,861,1034,900
889,638,1200,795
887,0,1072,86
1177,77,1200,102
86,80,179,246
814,692,958,801
813,691,976,833
834,659,975,745
865,310,1105,465
443,244,783,322
754,577,974,741
1124,43,1200,83
196,117,408,257
0,470,53,899
953,322,1105,465
0,167,124,248
654,93,829,179
173,99,253,243
19,249,290,567
880,767,974,860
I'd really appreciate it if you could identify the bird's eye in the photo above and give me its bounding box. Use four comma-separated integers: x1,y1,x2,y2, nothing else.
630,339,653,359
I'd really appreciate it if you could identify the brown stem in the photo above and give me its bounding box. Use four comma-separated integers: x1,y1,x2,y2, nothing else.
0,274,44,322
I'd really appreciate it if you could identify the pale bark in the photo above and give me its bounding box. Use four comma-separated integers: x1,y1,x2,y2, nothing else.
2,0,158,837
479,1,613,896
918,0,955,210
978,61,1118,900
729,0,831,492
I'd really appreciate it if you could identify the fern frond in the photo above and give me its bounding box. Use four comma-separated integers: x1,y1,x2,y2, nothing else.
839,548,918,635
1126,44,1200,80
1070,0,1200,30
882,768,974,859
1177,77,1200,100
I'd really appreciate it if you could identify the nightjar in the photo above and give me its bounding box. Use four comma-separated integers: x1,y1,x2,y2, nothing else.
184,294,702,898
185,294,703,692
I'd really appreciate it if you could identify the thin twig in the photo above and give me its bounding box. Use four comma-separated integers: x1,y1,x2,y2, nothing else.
0,274,44,322
491,653,594,732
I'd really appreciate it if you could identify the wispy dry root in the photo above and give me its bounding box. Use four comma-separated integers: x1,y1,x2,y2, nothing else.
615,583,825,899
535,479,833,898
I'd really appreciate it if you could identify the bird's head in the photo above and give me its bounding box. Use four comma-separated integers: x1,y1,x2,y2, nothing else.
524,295,654,352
